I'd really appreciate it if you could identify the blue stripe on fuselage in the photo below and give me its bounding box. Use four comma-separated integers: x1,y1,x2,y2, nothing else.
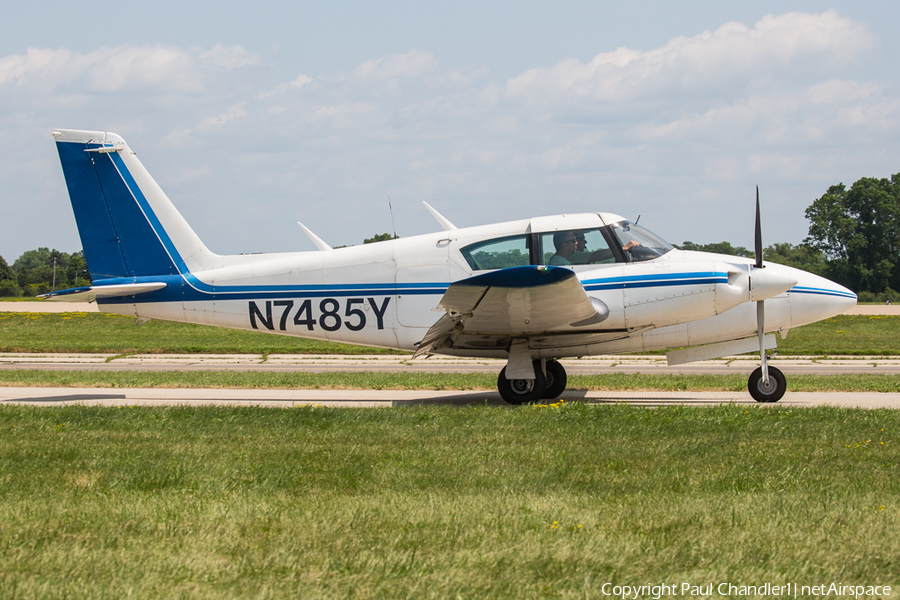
582,272,729,292
788,286,857,299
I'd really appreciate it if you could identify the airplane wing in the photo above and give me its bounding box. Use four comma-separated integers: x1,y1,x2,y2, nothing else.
39,282,167,303
414,266,609,358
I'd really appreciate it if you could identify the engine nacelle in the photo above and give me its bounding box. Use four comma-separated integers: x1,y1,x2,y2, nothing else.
584,261,797,330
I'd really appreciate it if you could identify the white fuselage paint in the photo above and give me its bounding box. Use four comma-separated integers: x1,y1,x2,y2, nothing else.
99,219,855,360
49,129,854,363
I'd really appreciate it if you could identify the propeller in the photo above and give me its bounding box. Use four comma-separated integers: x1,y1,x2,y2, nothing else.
754,186,771,389
755,187,763,270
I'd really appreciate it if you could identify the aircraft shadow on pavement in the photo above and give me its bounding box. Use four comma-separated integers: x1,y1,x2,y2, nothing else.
9,393,128,404
394,390,754,407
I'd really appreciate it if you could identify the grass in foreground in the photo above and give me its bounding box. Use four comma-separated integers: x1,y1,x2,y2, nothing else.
1,312,899,355
0,404,897,598
1,369,900,392
0,312,403,355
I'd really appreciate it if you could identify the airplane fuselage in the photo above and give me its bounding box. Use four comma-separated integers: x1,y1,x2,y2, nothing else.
47,128,856,403
94,215,855,359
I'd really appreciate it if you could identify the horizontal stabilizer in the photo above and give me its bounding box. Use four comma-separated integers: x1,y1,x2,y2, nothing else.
40,282,167,303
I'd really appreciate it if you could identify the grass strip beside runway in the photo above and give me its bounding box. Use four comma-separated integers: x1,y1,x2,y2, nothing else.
0,403,897,597
1,312,900,355
1,370,900,392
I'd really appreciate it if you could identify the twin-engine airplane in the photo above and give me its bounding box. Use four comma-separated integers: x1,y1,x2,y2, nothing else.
46,129,857,404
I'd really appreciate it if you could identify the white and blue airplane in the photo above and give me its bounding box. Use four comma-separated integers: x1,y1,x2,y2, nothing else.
45,129,857,404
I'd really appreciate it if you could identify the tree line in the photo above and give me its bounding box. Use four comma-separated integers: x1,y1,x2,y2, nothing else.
2,173,897,300
680,172,899,302
0,249,90,298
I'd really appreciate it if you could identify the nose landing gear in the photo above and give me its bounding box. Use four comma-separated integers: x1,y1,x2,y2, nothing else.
748,365,786,403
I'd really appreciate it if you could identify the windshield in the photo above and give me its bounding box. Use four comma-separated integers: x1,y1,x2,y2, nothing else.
609,221,674,262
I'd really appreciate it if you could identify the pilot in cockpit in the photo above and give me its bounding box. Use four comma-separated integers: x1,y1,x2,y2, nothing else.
548,231,578,265
550,229,642,266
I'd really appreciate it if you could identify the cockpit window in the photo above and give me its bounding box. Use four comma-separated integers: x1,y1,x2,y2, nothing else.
540,228,615,266
609,221,673,262
461,235,530,271
459,221,673,271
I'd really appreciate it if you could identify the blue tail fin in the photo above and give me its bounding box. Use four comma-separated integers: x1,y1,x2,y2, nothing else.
53,129,213,280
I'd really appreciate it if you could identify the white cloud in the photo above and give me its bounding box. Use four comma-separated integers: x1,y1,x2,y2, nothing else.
199,44,261,70
196,103,248,132
0,47,72,86
352,50,438,80
256,73,313,99
504,10,874,105
2,10,899,260
0,43,259,94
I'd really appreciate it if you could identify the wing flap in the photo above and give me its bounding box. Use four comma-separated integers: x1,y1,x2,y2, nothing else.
415,266,608,357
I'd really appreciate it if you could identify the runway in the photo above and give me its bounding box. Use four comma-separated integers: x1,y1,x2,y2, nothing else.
2,303,898,408
2,386,899,409
2,352,900,375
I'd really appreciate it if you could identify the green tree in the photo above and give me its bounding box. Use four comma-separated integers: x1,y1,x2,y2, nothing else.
805,173,900,293
364,233,398,244
677,241,753,258
5,248,92,297
762,242,828,277
0,255,16,297
0,255,13,281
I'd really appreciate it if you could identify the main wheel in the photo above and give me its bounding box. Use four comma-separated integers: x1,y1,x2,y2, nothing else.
541,360,567,400
748,366,786,403
498,362,546,405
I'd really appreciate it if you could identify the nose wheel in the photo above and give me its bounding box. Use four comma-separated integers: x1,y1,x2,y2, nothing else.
498,360,567,405
748,366,786,403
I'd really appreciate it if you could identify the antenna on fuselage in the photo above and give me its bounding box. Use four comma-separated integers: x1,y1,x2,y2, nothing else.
634,214,641,225
388,196,398,239
296,221,333,251
422,201,458,231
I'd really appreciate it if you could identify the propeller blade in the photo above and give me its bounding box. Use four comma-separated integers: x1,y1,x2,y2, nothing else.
755,186,763,269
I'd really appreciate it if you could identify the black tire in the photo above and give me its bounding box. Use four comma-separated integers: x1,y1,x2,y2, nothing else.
748,366,786,403
541,360,567,400
498,363,546,405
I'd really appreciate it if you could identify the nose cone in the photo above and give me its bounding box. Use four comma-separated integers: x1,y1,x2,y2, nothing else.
787,267,857,326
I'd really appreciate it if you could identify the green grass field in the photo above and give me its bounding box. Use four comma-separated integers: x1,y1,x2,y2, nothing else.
1,369,900,393
0,312,401,355
1,403,897,598
1,312,899,356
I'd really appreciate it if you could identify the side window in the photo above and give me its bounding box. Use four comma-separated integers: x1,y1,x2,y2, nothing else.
461,235,531,271
540,229,615,266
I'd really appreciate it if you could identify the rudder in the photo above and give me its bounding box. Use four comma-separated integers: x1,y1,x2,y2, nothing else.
53,129,215,279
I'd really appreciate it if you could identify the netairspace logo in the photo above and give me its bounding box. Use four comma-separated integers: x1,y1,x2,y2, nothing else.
600,582,892,599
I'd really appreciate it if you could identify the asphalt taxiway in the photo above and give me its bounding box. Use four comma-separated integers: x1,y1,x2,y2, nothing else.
2,386,899,409
2,352,900,376
2,302,898,408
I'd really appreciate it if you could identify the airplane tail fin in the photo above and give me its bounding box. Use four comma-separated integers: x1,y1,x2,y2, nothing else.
52,129,218,280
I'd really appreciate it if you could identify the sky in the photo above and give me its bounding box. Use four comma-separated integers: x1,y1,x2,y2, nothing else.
2,1,899,262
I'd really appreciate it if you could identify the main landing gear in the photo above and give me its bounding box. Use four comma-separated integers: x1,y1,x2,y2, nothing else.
497,359,568,405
